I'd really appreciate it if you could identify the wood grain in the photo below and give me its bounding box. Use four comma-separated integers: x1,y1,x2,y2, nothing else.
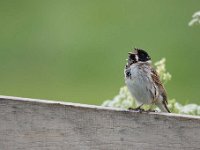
0,96,200,150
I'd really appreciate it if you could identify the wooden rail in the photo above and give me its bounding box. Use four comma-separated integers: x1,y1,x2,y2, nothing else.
0,96,200,150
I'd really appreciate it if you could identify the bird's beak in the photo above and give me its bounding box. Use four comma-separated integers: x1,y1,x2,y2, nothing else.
128,52,132,55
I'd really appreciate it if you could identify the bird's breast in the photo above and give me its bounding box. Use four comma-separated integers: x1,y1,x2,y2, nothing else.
125,63,155,104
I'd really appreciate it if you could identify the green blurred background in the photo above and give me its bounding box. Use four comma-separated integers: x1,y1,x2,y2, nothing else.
0,0,200,105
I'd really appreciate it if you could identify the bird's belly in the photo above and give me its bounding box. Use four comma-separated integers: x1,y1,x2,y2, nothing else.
126,78,153,105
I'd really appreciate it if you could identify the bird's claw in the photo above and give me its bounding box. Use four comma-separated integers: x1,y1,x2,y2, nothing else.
146,109,158,113
128,107,145,113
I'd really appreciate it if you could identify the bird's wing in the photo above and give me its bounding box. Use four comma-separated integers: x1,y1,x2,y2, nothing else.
150,68,168,104
151,67,170,112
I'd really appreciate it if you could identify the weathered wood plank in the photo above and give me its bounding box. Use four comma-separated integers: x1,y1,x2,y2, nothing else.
0,96,200,150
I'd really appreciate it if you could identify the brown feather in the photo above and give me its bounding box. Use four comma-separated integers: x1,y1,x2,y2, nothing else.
151,68,170,113
151,68,168,104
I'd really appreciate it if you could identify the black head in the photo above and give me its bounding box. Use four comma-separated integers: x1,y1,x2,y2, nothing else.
127,53,137,66
126,48,151,67
134,48,151,62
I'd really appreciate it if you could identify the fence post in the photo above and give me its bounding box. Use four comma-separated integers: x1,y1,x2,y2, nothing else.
0,96,200,150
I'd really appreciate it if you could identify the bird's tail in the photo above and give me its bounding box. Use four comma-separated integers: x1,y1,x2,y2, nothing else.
156,101,171,113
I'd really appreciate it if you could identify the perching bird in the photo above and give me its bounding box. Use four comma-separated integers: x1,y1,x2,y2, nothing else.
124,48,170,113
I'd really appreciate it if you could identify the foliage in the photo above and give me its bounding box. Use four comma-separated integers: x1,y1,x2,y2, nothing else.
102,58,200,116
189,11,200,26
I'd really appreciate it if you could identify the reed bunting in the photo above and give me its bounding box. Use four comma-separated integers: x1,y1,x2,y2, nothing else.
124,48,170,113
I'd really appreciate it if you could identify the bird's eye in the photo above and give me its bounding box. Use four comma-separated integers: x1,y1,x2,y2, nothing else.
129,54,135,60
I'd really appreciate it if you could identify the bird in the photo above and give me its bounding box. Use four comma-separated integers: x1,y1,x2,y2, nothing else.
124,48,170,113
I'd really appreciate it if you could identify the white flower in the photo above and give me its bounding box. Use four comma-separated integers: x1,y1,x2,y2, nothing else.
189,11,200,26
154,58,171,84
180,104,199,115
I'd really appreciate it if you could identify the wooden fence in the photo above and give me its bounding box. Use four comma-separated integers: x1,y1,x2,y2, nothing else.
0,96,200,150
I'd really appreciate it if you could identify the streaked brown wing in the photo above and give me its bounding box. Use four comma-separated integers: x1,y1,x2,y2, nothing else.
151,68,168,104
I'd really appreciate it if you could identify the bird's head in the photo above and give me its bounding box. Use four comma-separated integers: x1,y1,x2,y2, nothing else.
128,48,151,64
